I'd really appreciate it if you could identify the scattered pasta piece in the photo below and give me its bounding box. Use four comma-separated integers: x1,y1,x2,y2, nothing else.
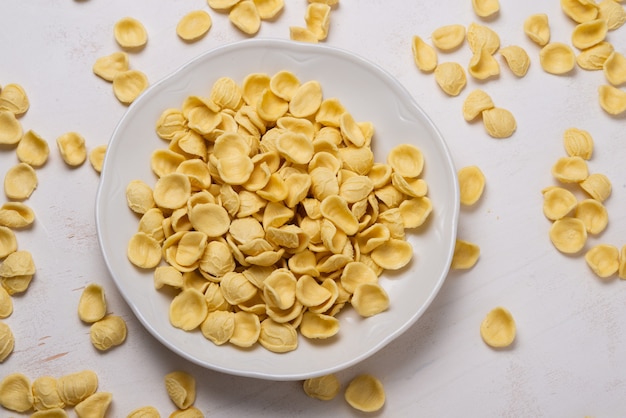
92,52,129,82
74,392,113,418
542,186,577,221
90,315,127,351
585,244,619,278
468,44,500,80
164,371,196,410
229,0,261,35
169,288,208,331
0,226,17,260
113,70,149,105
549,217,587,253
563,127,593,159
344,374,385,412
480,306,516,348
431,24,466,51
0,83,29,116
0,202,35,228
571,19,608,50
255,0,285,19
482,107,516,138
16,130,49,167
551,156,589,183
32,376,65,411
598,84,626,115
78,283,107,323
127,232,162,268
577,41,614,70
289,26,319,43
126,179,156,214
0,321,14,362
176,10,212,42
500,45,530,77
114,17,148,49
88,144,107,174
598,0,626,30
434,62,467,96
472,0,500,17
31,408,69,418
458,165,485,206
619,245,626,280
575,199,608,234
0,110,22,145
303,374,341,401
259,318,299,351
170,406,204,417
603,51,626,86
56,370,98,407
579,172,611,202
561,0,599,24
412,35,438,72
4,162,37,200
539,42,576,74
208,0,240,10
305,3,331,41
127,406,161,418
56,131,87,167
0,250,36,295
524,13,551,46
0,286,12,318
0,373,32,412
467,22,500,54
462,89,494,121
451,239,480,269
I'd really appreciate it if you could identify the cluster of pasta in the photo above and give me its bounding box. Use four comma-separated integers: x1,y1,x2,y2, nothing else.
450,165,484,271
303,372,386,413
289,0,338,43
78,283,128,352
125,70,433,353
525,0,626,116
208,0,284,35
544,127,626,279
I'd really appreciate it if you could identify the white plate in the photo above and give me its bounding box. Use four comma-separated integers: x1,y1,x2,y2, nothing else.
96,39,459,380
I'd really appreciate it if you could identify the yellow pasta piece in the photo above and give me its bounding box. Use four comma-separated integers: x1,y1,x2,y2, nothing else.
472,0,500,17
0,110,22,145
500,45,530,77
468,45,500,80
480,306,516,348
574,199,608,234
320,195,359,235
169,288,208,331
169,407,204,417
164,371,196,410
4,162,37,200
0,225,17,260
431,24,466,51
598,0,626,30
542,186,577,220
90,315,127,351
303,374,341,401
305,2,331,41
153,173,191,210
92,51,129,82
126,179,155,215
289,26,319,43
56,370,98,407
289,80,323,118
458,165,485,206
0,321,14,362
74,392,112,418
399,196,432,228
579,173,611,203
598,84,626,115
351,283,389,317
524,13,551,46
88,144,107,174
299,311,339,339
207,0,240,10
127,406,161,418
563,127,593,159
411,35,438,72
561,0,599,23
571,19,608,50
387,143,424,178
16,130,49,167
78,283,107,323
229,311,261,347
0,373,33,412
57,131,87,166
585,244,619,278
0,202,35,228
201,310,235,345
549,217,587,253
466,22,500,55
254,0,285,19
451,238,480,269
114,16,148,49
113,70,149,105
127,232,162,268
229,0,261,35
434,62,467,96
577,41,614,70
258,318,298,352
551,156,589,183
0,250,36,294
619,245,626,280
462,89,494,121
32,376,65,411
344,374,385,412
603,51,626,86
0,83,29,116
31,408,69,418
0,286,12,318
482,107,516,138
539,42,576,74
176,10,212,41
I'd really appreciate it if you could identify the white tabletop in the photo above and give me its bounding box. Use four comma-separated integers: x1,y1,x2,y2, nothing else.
2,0,625,416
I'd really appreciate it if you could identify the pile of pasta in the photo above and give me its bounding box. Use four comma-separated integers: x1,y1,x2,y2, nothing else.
125,70,434,353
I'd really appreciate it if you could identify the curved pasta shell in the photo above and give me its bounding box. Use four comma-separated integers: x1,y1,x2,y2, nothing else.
201,310,235,345
549,217,587,253
57,370,98,406
603,51,626,86
472,0,500,17
230,311,261,347
480,306,516,348
258,318,298,353
551,156,589,183
229,1,261,35
542,186,577,220
458,165,485,206
451,239,480,270
127,232,162,269
4,163,37,200
300,311,339,339
577,41,614,70
305,3,331,41
563,127,593,159
114,17,148,49
467,22,500,54
575,199,608,234
571,19,608,50
387,144,424,178
290,80,323,118
431,24,466,51
320,195,359,236
164,371,196,410
0,111,22,145
90,315,127,351
92,51,129,81
580,173,611,202
539,42,576,74
344,374,385,413
113,70,149,105
57,131,87,166
561,0,599,23
0,83,29,116
585,244,619,278
524,13,551,46
434,62,467,96
0,226,17,260
462,89,495,121
351,283,389,317
78,283,107,323
0,202,35,228
598,0,626,30
303,374,341,401
482,107,517,139
370,238,412,270
169,288,208,330
500,45,531,77
598,84,626,115
16,130,49,167
176,10,212,42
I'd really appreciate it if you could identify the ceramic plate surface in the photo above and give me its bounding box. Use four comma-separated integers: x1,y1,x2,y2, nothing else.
96,38,459,380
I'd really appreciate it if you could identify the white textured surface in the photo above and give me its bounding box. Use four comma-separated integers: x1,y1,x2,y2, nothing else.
1,0,625,416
